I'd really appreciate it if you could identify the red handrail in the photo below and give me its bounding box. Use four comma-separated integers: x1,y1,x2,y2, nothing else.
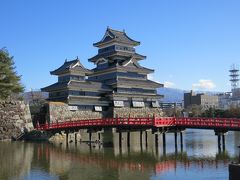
35,117,240,131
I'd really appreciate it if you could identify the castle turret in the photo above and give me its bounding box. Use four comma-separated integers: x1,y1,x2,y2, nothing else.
41,58,110,110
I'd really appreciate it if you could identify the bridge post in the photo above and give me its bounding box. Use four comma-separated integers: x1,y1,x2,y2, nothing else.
145,131,148,148
89,131,92,143
180,132,183,152
127,131,130,148
66,131,69,145
222,135,225,151
174,132,178,152
140,130,143,149
119,131,122,149
217,135,221,151
155,134,158,155
98,133,101,142
75,133,77,144
162,132,166,154
155,134,158,146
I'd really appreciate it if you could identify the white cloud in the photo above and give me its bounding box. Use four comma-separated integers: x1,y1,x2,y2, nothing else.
147,74,161,83
147,74,154,81
192,79,216,90
164,81,176,88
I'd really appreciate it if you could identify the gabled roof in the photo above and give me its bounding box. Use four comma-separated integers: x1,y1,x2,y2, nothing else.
89,51,146,63
90,57,153,74
119,58,154,74
106,77,163,89
41,82,69,92
68,80,112,92
41,80,111,92
116,78,163,89
93,27,140,47
50,59,91,75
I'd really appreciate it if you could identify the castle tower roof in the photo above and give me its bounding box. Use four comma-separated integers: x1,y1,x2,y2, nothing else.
50,58,91,75
93,27,140,47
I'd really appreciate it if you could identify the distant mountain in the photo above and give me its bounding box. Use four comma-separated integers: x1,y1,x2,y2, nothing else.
157,88,223,103
22,88,222,105
158,88,185,103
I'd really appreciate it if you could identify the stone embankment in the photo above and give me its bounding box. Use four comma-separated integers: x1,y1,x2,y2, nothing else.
114,107,163,118
47,102,103,123
0,101,33,140
44,102,164,123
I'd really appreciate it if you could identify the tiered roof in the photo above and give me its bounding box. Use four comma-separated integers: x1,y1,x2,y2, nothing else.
109,78,163,89
68,80,111,92
93,27,140,47
89,51,146,62
89,28,146,63
50,59,91,75
90,57,154,74
118,58,154,73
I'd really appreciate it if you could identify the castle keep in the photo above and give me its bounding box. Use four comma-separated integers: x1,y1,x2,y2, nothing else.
42,28,163,119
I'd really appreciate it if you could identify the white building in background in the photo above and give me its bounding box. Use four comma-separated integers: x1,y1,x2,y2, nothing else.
217,92,231,110
217,88,240,110
217,64,240,110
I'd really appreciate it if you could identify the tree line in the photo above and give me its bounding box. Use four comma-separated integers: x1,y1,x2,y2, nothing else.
186,105,240,118
0,48,24,100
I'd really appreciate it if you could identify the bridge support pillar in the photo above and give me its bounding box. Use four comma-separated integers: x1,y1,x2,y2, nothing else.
155,134,158,149
89,132,92,143
180,132,183,152
222,135,225,151
127,131,130,148
174,132,178,152
98,133,101,142
155,133,159,155
145,131,148,148
215,130,228,151
140,130,143,149
75,133,77,144
66,131,69,145
162,132,166,153
217,135,221,151
119,131,122,149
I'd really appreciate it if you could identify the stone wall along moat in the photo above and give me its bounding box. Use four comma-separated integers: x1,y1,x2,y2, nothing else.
47,102,103,123
113,107,163,118
0,101,33,140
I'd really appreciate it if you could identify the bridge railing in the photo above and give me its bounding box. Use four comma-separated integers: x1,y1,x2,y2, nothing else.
35,117,240,131
154,117,176,127
175,117,240,128
36,117,155,130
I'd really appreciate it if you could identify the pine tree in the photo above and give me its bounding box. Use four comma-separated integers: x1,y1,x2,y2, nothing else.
0,48,24,100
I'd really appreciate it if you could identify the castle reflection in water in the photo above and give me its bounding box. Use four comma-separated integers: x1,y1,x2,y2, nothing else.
1,129,239,180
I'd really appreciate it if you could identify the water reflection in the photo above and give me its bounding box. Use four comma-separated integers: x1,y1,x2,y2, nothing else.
0,129,239,180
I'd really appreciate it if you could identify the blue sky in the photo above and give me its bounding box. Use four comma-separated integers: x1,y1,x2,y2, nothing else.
1,0,240,92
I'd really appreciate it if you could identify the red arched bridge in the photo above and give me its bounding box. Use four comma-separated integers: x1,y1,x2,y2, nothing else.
36,117,240,132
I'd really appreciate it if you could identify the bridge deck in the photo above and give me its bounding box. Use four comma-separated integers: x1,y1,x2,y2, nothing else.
36,117,240,131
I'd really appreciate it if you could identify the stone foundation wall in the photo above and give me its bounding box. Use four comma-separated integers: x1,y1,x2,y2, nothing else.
113,107,163,118
0,101,33,140
47,102,103,123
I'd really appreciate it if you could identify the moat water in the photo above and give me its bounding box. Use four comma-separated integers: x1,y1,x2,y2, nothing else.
0,129,239,180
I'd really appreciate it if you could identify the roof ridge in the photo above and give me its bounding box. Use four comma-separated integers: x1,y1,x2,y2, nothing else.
107,27,125,34
93,28,140,47
64,59,79,64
